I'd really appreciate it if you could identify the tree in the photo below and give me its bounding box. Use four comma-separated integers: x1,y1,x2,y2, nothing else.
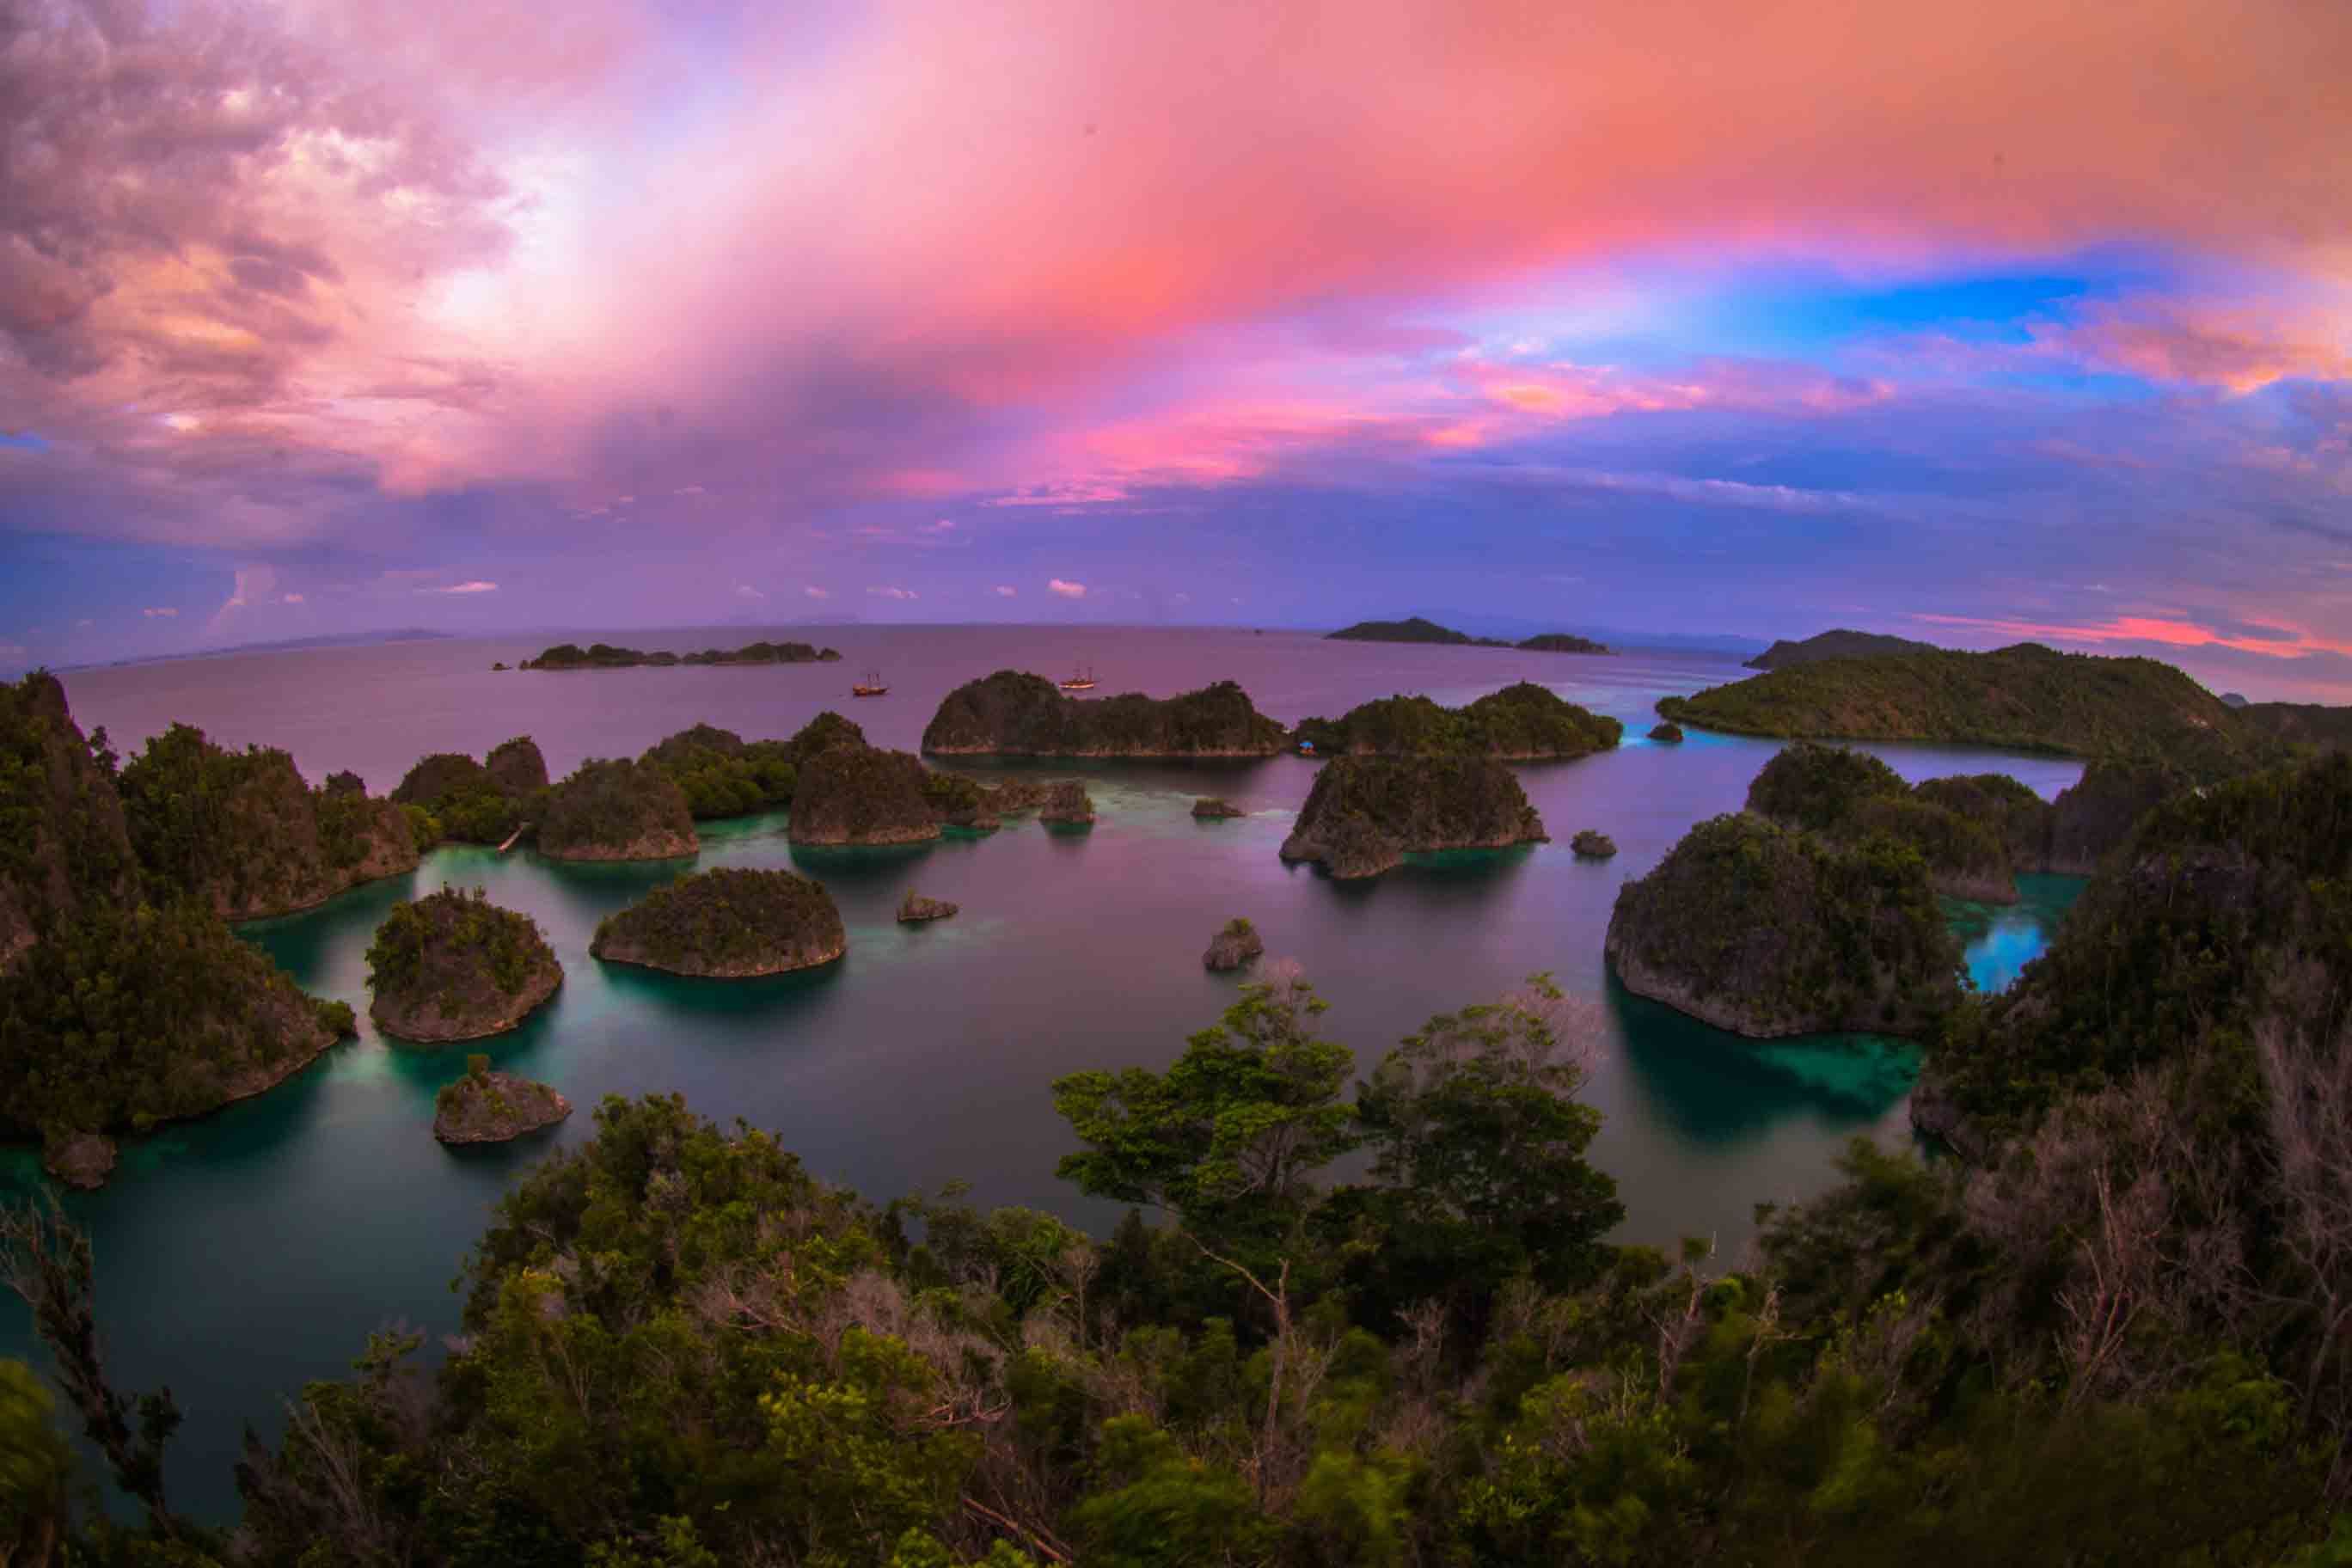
1346,978,1624,1317
1051,964,1357,1243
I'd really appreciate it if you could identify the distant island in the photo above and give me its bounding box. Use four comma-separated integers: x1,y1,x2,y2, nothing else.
1325,617,1613,653
1743,628,1939,670
521,640,842,670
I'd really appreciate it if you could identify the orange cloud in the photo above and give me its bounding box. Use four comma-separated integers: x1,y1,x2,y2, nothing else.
1912,612,2352,661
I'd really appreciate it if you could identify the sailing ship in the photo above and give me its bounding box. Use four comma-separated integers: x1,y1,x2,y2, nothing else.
850,670,888,697
1058,664,1098,692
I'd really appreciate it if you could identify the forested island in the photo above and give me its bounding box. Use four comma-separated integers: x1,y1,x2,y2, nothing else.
591,868,847,976
922,671,1287,756
365,887,563,1042
432,1056,571,1144
1279,755,1548,878
520,639,842,670
1326,616,1613,652
1657,641,2263,765
0,674,356,1185
536,757,699,861
1606,811,1961,1036
1293,682,1622,758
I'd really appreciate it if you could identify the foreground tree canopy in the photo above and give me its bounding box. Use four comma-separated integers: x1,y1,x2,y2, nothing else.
7,923,2350,1565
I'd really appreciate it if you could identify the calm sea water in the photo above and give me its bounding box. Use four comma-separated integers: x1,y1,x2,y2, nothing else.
3,626,2083,1518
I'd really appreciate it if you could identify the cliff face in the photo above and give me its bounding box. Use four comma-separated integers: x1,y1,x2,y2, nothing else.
538,758,699,861
1605,813,1961,1038
0,673,136,973
1278,756,1547,879
591,868,847,977
1911,753,2352,1155
788,745,942,844
119,725,419,921
367,888,563,1042
485,736,550,795
922,671,1287,756
433,1069,572,1144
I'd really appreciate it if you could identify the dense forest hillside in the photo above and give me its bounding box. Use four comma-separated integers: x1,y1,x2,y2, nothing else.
922,671,1287,756
118,724,416,920
1279,756,1547,877
366,886,562,1042
1746,743,2022,902
1294,683,1622,759
1658,642,2264,765
2239,699,2352,751
591,867,846,975
536,758,698,861
391,742,545,846
0,675,353,1168
1743,628,1940,670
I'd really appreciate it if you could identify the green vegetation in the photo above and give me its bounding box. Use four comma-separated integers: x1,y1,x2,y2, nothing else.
591,867,846,976
1516,632,1613,653
790,744,942,844
117,723,417,919
15,947,2342,1563
640,725,799,819
1920,750,2352,1142
1648,720,1684,742
366,886,561,1041
0,674,346,1149
1326,615,1487,644
1745,743,2016,901
1605,812,1961,1037
1570,829,1616,857
433,1057,571,1143
1294,682,1621,758
391,744,545,846
2237,700,2352,752
923,671,1288,756
521,640,842,669
1659,642,2269,766
1743,628,1940,670
538,758,697,861
1280,755,1547,878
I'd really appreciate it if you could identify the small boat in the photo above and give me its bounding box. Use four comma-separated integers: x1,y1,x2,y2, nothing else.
850,670,888,697
1058,663,1097,692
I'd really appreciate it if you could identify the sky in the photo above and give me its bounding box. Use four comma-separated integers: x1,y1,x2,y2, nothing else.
2,0,2349,698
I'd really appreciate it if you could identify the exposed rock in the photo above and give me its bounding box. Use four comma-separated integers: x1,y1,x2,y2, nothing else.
922,671,1287,756
1648,721,1684,743
1279,756,1547,879
1292,683,1621,760
1204,917,1264,971
117,724,420,921
592,869,847,976
1571,830,1617,858
1605,812,1961,1038
485,736,550,795
434,1060,572,1144
42,1131,118,1191
897,891,959,923
1039,781,1096,825
789,745,941,845
368,888,563,1043
2042,760,2193,874
539,758,699,861
1192,796,1245,818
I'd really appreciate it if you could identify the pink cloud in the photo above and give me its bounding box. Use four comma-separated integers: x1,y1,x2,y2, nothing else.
1910,611,2352,661
425,580,499,595
1047,579,1087,598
